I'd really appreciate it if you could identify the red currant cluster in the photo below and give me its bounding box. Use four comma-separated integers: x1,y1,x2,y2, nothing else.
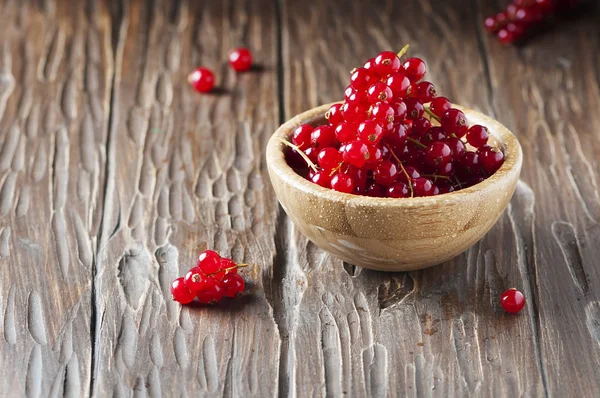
484,0,578,44
170,250,246,305
188,47,253,93
284,46,505,198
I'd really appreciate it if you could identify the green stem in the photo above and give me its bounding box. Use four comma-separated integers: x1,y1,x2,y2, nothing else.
407,137,427,149
386,145,414,198
397,44,410,59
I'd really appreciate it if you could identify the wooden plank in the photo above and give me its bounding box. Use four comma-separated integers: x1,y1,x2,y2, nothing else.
0,0,112,396
476,1,600,395
93,0,282,395
280,0,553,395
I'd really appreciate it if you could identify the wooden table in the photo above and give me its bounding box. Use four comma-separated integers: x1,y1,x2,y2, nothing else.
1,0,599,396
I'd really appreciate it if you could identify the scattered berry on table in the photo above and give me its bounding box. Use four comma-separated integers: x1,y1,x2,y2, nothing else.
500,288,525,313
228,47,253,72
188,67,215,93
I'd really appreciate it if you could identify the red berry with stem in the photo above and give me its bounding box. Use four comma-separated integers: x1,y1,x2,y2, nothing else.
500,288,525,314
412,177,435,197
425,141,452,167
342,101,369,123
479,146,505,174
374,51,401,76
198,250,221,275
430,96,452,118
188,67,215,93
441,108,468,137
402,57,427,82
358,120,384,145
303,147,319,164
197,278,225,304
311,125,337,148
387,182,411,198
171,277,196,304
404,98,425,120
467,125,490,148
350,67,375,91
326,103,344,125
335,122,357,143
371,102,395,131
374,160,399,185
184,268,204,292
367,82,393,104
330,173,355,193
343,140,371,168
221,258,238,274
228,47,253,72
310,170,332,188
317,147,341,170
291,124,313,150
222,273,245,297
386,73,412,99
415,81,437,103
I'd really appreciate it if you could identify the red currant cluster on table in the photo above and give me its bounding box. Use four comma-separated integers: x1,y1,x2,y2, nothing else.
188,47,253,93
283,46,505,198
170,250,246,305
484,0,578,44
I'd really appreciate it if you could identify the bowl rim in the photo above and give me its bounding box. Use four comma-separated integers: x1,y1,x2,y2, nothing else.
266,103,523,208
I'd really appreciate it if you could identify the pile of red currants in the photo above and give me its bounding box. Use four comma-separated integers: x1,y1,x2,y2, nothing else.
284,46,505,198
484,0,579,44
170,250,246,305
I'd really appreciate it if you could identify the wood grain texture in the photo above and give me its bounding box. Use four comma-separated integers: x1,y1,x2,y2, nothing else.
0,0,112,396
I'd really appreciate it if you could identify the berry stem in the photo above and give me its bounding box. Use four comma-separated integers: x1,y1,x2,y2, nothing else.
397,44,410,59
329,162,345,177
423,106,441,123
386,144,414,198
279,137,318,172
206,263,250,277
407,137,427,149
422,174,451,180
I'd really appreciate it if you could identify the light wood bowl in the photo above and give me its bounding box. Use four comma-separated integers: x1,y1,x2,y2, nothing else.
266,103,523,271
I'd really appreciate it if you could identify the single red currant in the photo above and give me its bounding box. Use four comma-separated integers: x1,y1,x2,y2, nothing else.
371,102,395,131
171,277,196,304
228,47,253,72
197,278,225,304
363,145,384,170
358,120,384,145
459,151,481,175
222,273,245,297
330,173,355,193
425,141,452,167
386,73,412,100
374,51,401,76
344,165,368,188
436,161,454,176
220,258,238,275
341,101,369,123
317,147,341,170
479,146,505,174
374,160,399,185
198,250,221,275
291,124,314,150
367,82,393,104
365,182,385,197
411,118,432,138
402,57,427,82
350,67,375,91
385,123,408,147
363,58,378,75
441,108,468,137
429,96,452,117
446,137,466,160
342,140,371,168
412,177,435,197
325,103,344,125
334,122,357,143
397,165,421,182
311,125,337,148
387,182,411,198
391,101,408,120
404,98,425,120
500,288,525,314
310,170,332,188
184,268,204,292
414,81,437,103
188,67,215,93
466,125,490,148
303,147,319,164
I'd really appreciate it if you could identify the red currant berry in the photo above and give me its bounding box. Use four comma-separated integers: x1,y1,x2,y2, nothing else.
425,141,452,167
374,160,399,185
222,273,245,297
171,277,196,304
411,118,432,138
402,57,427,82
391,101,408,120
441,108,468,137
350,67,375,91
422,126,448,145
325,103,344,125
344,85,357,100
184,268,204,292
365,182,385,197
363,58,378,75
310,170,332,188
291,124,313,150
414,81,437,103
311,125,337,148
303,147,319,165
387,182,411,198
330,173,355,193
371,102,395,131
334,122,357,143
188,67,215,93
479,146,505,174
500,288,525,314
198,250,221,275
436,161,454,176
358,120,384,145
466,125,490,148
341,101,369,123
459,151,481,175
197,278,225,304
228,47,253,72
412,177,435,197
367,82,393,104
374,51,401,76
221,258,237,274
317,147,341,170
386,73,412,99
404,98,424,120
446,137,466,160
386,123,409,147
429,96,452,117
344,165,368,187
342,141,370,168
346,90,370,106
397,165,421,183
363,145,384,170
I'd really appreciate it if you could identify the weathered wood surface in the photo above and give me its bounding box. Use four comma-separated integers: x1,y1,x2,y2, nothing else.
0,0,599,396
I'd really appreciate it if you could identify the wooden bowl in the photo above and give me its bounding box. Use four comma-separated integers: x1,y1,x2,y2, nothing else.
266,104,523,271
